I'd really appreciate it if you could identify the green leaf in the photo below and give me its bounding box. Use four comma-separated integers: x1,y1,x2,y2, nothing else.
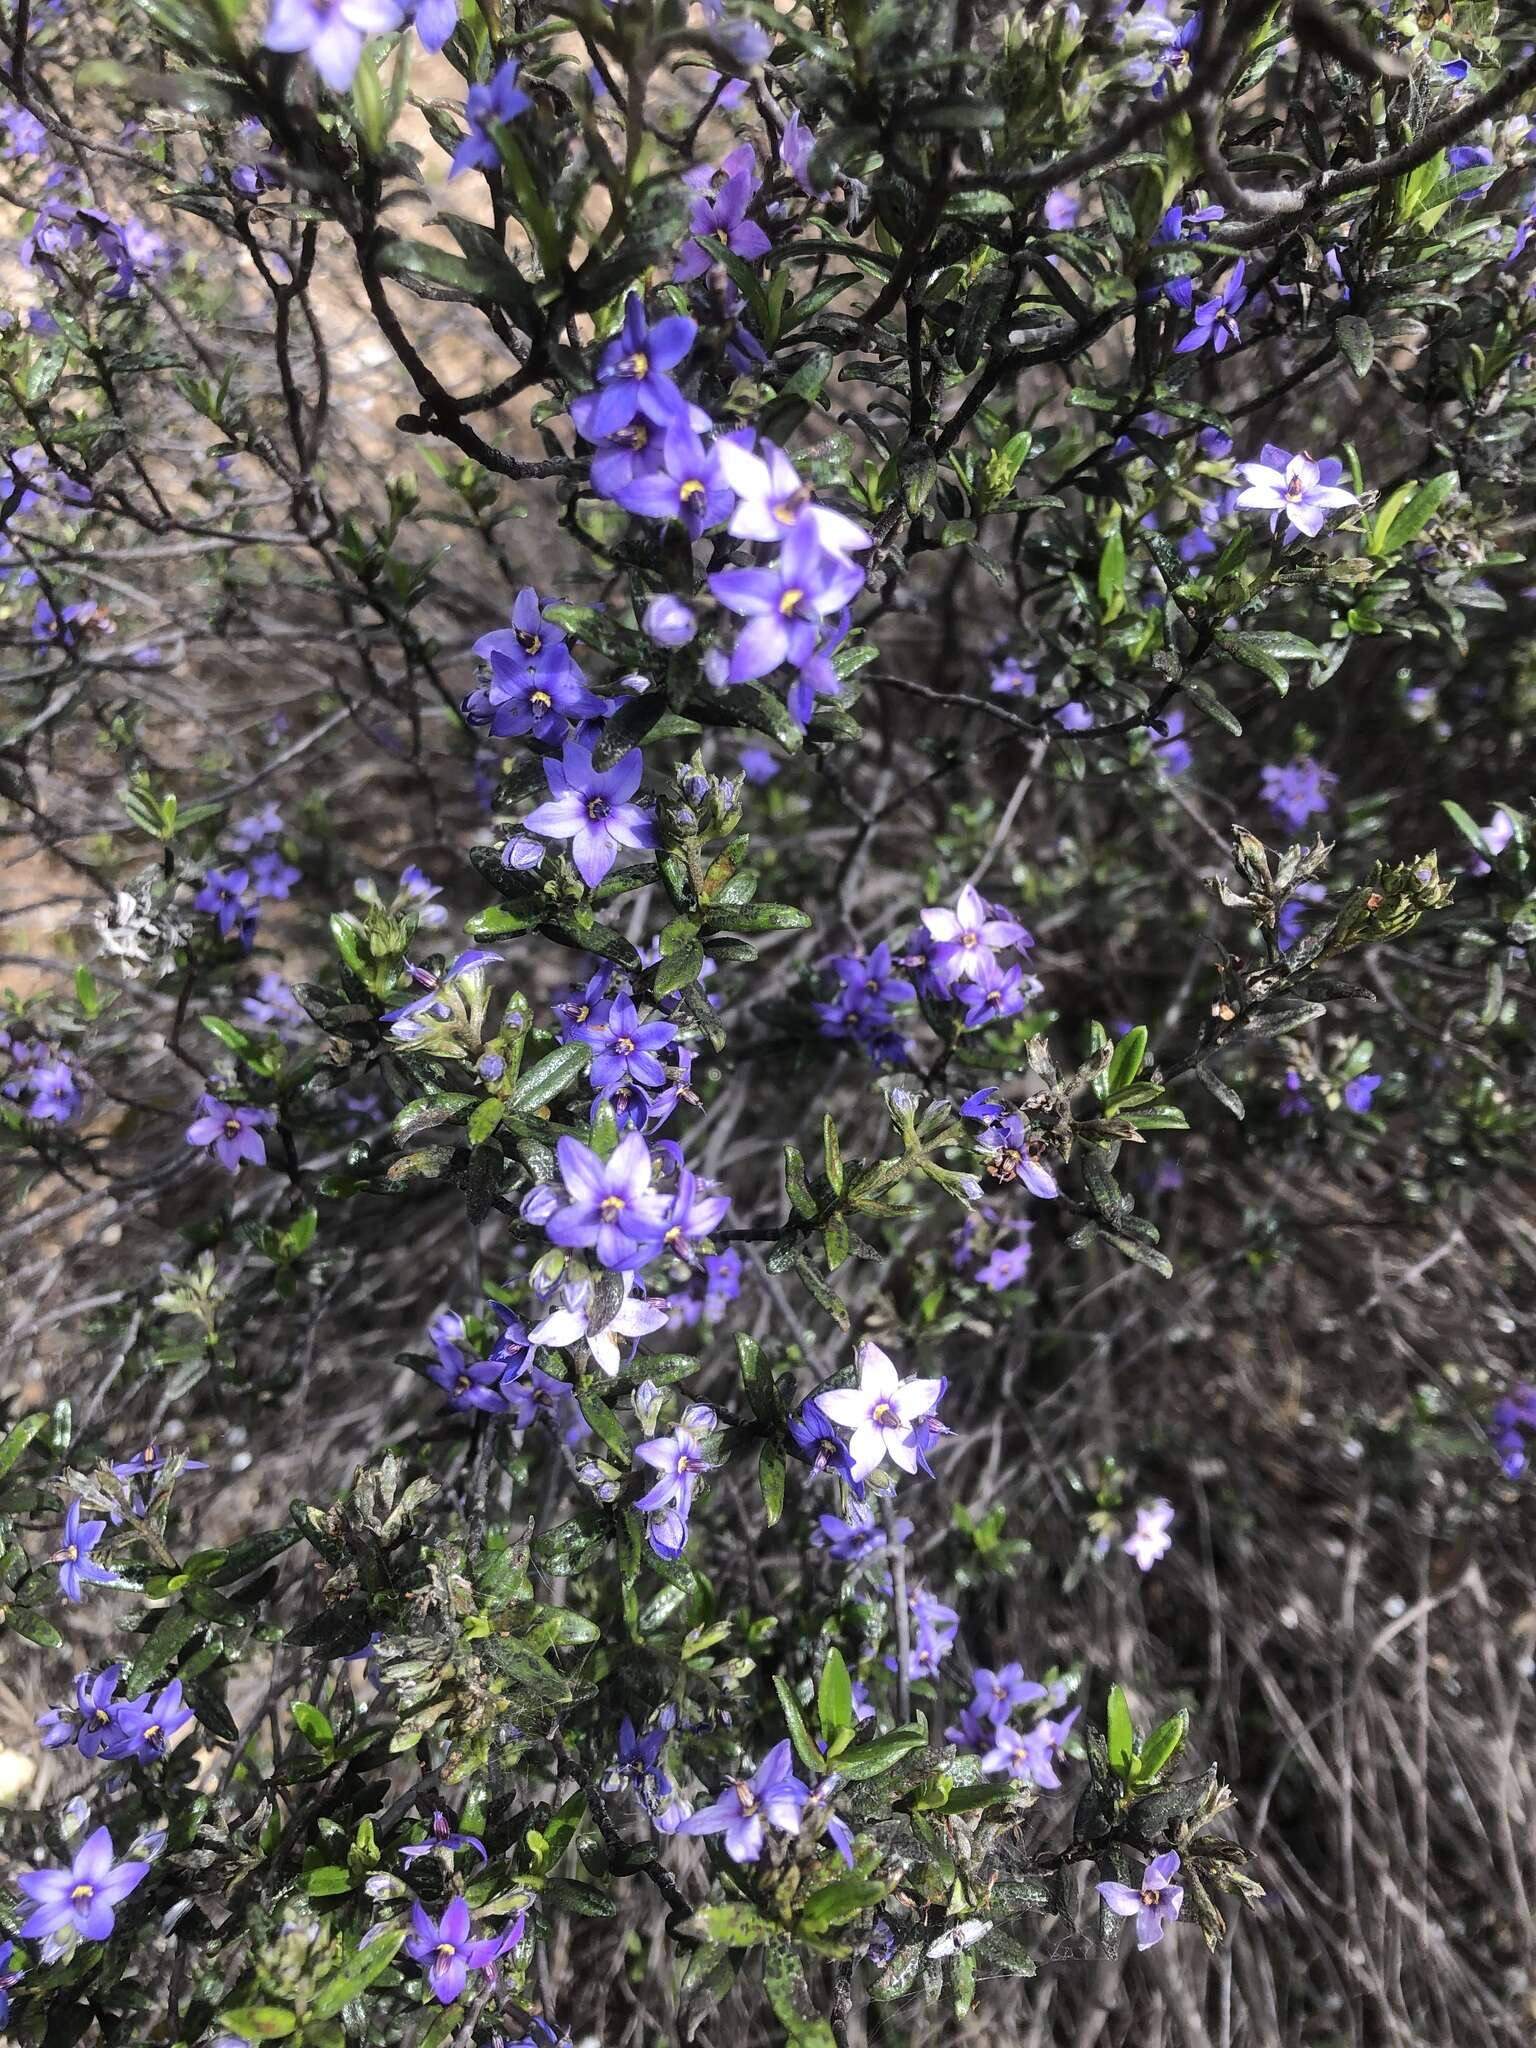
217,2009,296,2040
818,1647,855,1744
759,1441,786,1526
1335,314,1374,378
783,1144,817,1219
304,1864,352,1896
699,901,812,935
1195,1066,1244,1120
1097,521,1127,622
652,939,704,998
125,1606,203,1694
1106,1026,1147,1096
796,1877,887,1935
833,1725,928,1782
7,1607,63,1648
680,1902,778,1947
307,1928,407,2020
467,1096,504,1147
292,1701,334,1750
763,1940,838,2048
1441,798,1491,859
1372,471,1457,557
508,1041,590,1113
773,1674,824,1776
1136,1707,1189,1785
1106,1683,1135,1781
0,1412,49,1483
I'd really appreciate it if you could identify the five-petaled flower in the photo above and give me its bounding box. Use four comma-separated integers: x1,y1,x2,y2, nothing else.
1235,443,1358,542
262,0,404,94
184,1094,274,1174
54,1500,117,1604
404,1896,523,2004
1097,1851,1185,1950
816,1340,945,1483
678,1740,808,1863
16,1825,149,1944
524,743,657,889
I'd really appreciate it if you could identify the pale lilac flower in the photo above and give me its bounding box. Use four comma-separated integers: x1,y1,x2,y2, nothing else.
1097,1851,1184,1950
715,435,870,556
262,0,404,94
642,595,697,647
1235,443,1358,542
529,1276,669,1377
708,522,865,682
816,1340,945,1483
1259,756,1336,832
184,1095,273,1174
1123,1498,1174,1571
920,883,1027,989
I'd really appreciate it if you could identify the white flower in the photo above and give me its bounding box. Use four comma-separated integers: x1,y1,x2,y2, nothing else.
817,1340,944,1482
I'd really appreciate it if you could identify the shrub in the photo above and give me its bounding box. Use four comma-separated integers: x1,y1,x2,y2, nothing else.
2,2,1534,2044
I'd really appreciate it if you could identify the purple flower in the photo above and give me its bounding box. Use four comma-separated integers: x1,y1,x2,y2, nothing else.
642,594,697,646
569,294,697,441
39,1665,123,1759
544,1132,667,1270
194,867,253,941
1153,706,1192,778
959,956,1039,1031
1043,188,1079,230
780,107,829,197
1174,259,1247,355
614,421,732,538
0,1938,21,2027
450,60,531,177
981,1707,1079,1789
524,743,656,889
657,1165,731,1261
816,1340,945,1483
54,1499,116,1604
1235,443,1358,542
111,1441,207,1484
971,1663,1048,1724
1123,1498,1174,1571
17,1825,148,1943
586,995,675,1092
404,1896,523,2004
262,0,405,93
400,1807,489,1864
101,1678,194,1764
1259,755,1336,832
675,144,772,283
185,1095,273,1174
1097,1851,1184,1950
989,657,1037,696
678,1740,808,1863
974,1239,1031,1291
250,849,301,901
635,1407,717,1522
920,883,1027,990
976,1113,1059,1201
709,522,866,682
412,0,457,53
1343,1072,1381,1114
1055,699,1094,731
739,745,780,784
813,1502,910,1565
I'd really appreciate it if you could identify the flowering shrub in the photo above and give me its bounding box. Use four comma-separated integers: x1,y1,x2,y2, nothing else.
3,1,1536,2043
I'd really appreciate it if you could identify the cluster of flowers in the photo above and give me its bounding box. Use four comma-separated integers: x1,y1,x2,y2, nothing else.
193,806,301,948
946,1662,1080,1788
51,1442,206,1607
39,1665,193,1767
570,290,872,728
816,882,1042,1064
0,1027,82,1125
1277,1066,1381,1119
